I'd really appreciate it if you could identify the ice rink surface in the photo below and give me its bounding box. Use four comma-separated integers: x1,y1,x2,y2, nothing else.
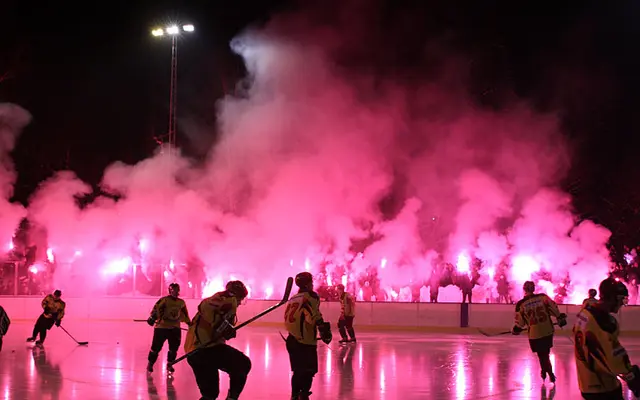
1,321,638,400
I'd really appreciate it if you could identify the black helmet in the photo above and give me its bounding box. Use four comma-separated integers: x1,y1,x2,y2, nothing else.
588,288,597,298
53,290,62,297
336,284,345,291
169,283,180,293
523,281,535,293
226,280,248,300
295,272,313,289
599,278,628,302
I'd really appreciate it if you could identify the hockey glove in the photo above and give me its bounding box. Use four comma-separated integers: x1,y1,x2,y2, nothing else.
222,325,237,340
557,317,567,328
624,365,640,397
55,319,61,327
147,317,156,327
318,322,332,344
512,325,523,335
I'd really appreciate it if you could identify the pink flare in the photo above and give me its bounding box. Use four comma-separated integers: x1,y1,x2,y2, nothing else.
511,255,540,282
46,248,54,263
456,253,470,274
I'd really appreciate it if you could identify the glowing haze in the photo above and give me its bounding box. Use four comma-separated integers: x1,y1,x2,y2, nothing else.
4,3,612,301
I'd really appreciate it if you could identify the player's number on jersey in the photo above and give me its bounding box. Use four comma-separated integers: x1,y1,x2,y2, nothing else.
526,306,548,325
285,303,299,323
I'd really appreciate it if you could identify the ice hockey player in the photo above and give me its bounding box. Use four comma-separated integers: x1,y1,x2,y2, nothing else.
27,289,65,347
284,272,332,400
184,280,251,400
574,278,640,399
0,305,9,352
146,283,191,374
336,284,356,344
582,289,598,308
512,281,567,384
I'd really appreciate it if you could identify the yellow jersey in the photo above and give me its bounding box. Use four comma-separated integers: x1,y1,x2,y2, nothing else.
514,293,560,339
582,297,598,308
340,292,355,317
285,291,324,346
574,304,632,394
150,296,190,329
42,295,65,320
184,291,237,353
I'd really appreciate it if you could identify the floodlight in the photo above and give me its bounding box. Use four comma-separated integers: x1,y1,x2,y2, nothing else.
151,28,164,37
166,25,179,35
183,24,194,32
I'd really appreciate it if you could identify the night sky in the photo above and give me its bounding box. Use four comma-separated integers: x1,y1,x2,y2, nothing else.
1,0,639,253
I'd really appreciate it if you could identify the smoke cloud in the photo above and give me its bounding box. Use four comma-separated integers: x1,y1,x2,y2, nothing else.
11,2,612,301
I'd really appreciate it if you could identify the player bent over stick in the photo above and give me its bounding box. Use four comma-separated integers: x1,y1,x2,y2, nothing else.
27,290,66,347
284,272,332,400
511,281,567,384
336,284,356,344
184,280,252,400
574,278,640,400
146,283,191,374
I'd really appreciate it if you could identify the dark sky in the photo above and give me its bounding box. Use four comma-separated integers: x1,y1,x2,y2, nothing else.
1,0,639,248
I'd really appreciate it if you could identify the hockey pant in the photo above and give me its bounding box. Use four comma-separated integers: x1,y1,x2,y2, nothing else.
32,314,55,343
338,316,356,340
148,327,181,365
286,335,318,397
187,343,252,399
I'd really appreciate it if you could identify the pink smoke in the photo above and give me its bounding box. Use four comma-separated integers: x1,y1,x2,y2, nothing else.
2,3,613,303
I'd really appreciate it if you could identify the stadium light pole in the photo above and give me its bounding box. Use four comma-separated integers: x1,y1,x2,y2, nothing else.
151,23,195,153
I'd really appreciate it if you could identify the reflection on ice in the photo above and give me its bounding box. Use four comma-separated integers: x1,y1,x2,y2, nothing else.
1,322,640,399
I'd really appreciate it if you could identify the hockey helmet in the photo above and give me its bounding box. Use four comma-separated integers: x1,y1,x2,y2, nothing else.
523,281,535,294
599,278,628,305
226,280,249,300
335,284,345,292
588,288,597,298
295,272,313,289
53,290,62,297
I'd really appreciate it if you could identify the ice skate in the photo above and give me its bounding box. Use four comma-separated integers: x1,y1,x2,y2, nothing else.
548,372,556,384
339,338,349,345
348,338,357,343
540,370,547,381
166,363,174,374
35,340,44,348
146,362,154,373
26,337,35,342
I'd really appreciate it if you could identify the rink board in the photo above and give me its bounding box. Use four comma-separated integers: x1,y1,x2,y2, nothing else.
1,297,639,334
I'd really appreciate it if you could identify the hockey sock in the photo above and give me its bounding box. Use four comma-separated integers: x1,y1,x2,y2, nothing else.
148,351,159,364
167,351,177,364
347,328,356,339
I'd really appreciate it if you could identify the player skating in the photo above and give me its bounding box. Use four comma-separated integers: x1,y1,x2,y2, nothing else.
336,284,356,344
184,280,251,400
0,305,9,352
284,272,332,400
146,283,191,374
574,278,640,399
582,289,598,308
26,290,65,347
512,281,567,384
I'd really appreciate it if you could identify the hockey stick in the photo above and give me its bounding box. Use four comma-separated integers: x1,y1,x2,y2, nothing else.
478,329,512,337
478,322,561,338
170,276,294,366
133,320,188,331
58,325,88,345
